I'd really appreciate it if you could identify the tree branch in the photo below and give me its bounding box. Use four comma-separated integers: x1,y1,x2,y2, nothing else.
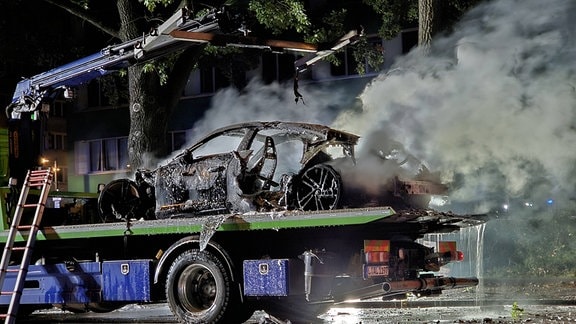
43,0,119,39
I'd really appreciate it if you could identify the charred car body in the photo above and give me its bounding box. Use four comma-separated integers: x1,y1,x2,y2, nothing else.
98,121,448,222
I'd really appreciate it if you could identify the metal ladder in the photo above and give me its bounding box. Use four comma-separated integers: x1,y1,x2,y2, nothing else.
0,169,53,324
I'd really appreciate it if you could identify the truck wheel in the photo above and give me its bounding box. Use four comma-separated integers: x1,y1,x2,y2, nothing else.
296,164,342,211
165,249,233,323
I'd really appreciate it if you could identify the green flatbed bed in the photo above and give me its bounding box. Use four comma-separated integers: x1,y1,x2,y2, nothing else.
0,207,396,242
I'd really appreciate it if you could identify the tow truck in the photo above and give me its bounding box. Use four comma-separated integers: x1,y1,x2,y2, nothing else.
0,6,482,324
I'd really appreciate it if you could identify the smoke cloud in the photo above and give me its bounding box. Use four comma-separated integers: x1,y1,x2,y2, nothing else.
190,0,576,214
188,79,347,141
334,0,576,212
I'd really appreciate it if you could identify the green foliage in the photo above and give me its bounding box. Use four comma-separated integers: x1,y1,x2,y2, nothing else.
484,207,576,278
99,74,128,106
304,8,346,44
363,0,483,39
351,38,384,75
363,0,418,39
301,8,349,69
511,302,524,320
141,52,185,86
143,0,173,12
248,0,310,34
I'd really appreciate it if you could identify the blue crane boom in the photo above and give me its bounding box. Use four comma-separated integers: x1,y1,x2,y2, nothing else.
8,6,361,118
8,8,221,118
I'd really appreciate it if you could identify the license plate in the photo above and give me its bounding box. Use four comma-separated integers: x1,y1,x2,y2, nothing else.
364,265,389,278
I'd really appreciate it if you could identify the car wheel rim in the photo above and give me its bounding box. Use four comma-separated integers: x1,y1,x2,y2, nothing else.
297,165,341,210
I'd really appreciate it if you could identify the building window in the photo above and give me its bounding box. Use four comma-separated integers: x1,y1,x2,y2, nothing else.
330,48,358,77
183,67,230,96
401,29,418,54
46,132,67,150
55,167,67,185
87,79,107,107
75,137,129,174
168,130,188,152
50,100,67,118
86,75,128,108
261,53,296,83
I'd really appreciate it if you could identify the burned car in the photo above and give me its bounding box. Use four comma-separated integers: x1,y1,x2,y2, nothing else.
97,121,447,221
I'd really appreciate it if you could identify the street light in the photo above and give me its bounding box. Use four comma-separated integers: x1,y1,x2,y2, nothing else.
53,160,59,191
40,158,60,191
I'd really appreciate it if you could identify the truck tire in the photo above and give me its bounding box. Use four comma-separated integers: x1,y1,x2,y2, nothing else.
165,249,233,323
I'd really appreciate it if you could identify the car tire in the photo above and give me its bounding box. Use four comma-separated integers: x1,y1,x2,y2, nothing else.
97,179,141,222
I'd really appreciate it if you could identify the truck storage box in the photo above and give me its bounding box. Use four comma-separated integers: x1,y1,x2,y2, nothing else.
243,259,291,296
102,260,152,302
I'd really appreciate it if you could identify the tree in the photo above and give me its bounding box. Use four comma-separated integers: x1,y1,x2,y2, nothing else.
363,0,481,48
418,0,444,47
418,0,482,47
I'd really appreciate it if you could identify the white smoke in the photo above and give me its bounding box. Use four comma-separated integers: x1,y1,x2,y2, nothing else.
188,79,346,141
189,0,576,213
333,0,576,212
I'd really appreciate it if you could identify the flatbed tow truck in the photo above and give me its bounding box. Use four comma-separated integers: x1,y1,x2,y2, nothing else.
0,204,481,323
0,5,483,324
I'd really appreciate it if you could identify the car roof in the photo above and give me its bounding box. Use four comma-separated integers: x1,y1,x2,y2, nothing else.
189,121,360,150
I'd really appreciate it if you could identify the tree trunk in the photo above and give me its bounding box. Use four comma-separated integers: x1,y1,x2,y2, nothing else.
418,0,447,48
127,65,168,169
117,0,169,170
418,0,433,47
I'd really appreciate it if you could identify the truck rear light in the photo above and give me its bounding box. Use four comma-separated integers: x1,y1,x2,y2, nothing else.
364,251,390,264
438,241,463,261
424,250,464,271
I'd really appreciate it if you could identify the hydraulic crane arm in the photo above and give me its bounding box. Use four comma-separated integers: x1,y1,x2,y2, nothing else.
8,6,362,119
7,8,224,119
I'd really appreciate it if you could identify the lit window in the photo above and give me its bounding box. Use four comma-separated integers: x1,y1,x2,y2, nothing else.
75,137,129,174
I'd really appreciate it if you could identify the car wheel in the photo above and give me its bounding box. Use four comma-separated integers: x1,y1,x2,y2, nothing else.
165,249,233,323
97,179,141,222
296,164,342,211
